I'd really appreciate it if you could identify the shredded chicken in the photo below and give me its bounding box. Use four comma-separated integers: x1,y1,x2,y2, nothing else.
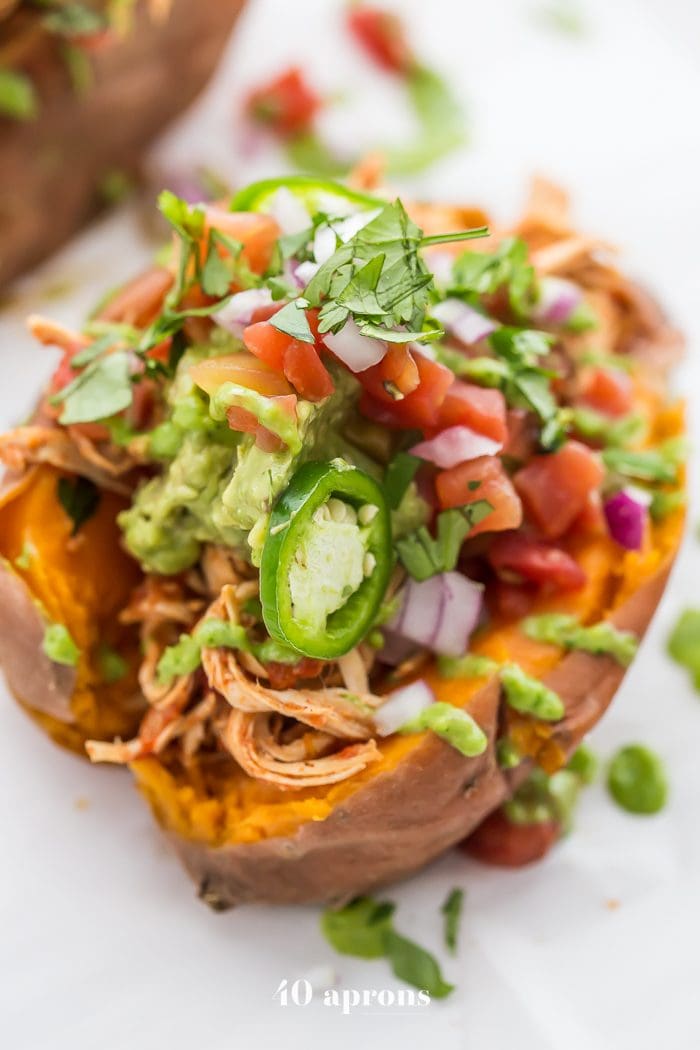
220,710,381,790
0,426,134,495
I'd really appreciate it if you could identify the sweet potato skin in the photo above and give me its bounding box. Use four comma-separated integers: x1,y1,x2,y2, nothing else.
0,0,246,287
0,560,76,722
170,558,674,908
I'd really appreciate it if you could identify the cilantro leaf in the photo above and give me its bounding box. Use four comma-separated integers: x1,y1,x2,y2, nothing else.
269,299,314,343
56,350,133,425
396,500,493,580
441,888,464,954
43,3,107,37
321,896,454,998
383,452,422,509
0,69,38,121
57,476,101,536
201,234,233,298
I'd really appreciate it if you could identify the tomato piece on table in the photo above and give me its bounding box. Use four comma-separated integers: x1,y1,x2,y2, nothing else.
246,67,322,136
514,440,605,540
433,380,508,444
347,6,415,74
202,208,280,276
189,352,293,397
580,366,633,418
488,532,587,591
436,456,523,537
462,808,560,867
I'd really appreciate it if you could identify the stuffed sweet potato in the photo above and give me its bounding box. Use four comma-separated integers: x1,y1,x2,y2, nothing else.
0,0,246,288
0,176,685,906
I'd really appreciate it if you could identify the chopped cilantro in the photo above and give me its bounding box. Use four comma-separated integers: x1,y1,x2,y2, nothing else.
321,896,454,998
57,476,101,536
383,452,421,510
43,624,80,667
395,500,493,580
97,644,128,684
441,888,464,954
269,299,315,343
0,69,38,121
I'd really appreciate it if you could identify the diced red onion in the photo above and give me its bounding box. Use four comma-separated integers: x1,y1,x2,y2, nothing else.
374,679,435,737
313,224,337,265
532,277,582,326
432,298,497,345
293,260,320,286
411,425,502,469
376,630,420,667
162,168,212,205
267,187,311,235
322,317,388,372
603,490,646,551
390,572,484,658
424,250,455,287
213,288,274,336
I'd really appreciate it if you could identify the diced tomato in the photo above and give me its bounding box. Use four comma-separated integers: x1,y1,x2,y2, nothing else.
580,366,633,418
244,321,292,372
377,342,420,397
503,408,537,462
514,440,605,540
436,456,523,537
129,378,158,431
202,208,280,276
244,320,333,401
98,267,173,327
66,422,111,443
226,394,296,452
265,657,325,689
488,532,587,591
462,809,560,867
347,6,415,74
246,67,322,136
570,492,607,537
489,580,537,621
283,340,334,401
250,301,284,325
189,352,293,397
359,352,454,430
145,339,172,365
433,380,508,444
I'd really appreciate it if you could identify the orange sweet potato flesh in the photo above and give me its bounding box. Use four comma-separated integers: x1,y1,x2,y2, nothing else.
0,466,143,752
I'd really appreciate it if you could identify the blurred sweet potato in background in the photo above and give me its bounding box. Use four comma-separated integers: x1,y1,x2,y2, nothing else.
0,0,246,288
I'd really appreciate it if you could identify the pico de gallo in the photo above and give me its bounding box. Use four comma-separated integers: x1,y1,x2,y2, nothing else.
1,174,684,836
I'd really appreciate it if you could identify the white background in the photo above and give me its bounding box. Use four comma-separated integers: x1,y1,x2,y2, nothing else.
1,1,699,1047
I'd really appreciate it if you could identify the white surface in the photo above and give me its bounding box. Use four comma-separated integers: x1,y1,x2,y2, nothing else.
1,1,699,1047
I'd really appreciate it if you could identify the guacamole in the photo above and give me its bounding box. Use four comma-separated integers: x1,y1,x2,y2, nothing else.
120,347,362,574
